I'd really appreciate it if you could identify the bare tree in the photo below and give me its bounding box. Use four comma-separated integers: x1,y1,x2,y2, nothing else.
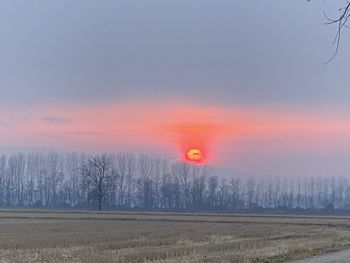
115,153,127,207
137,155,155,208
7,154,25,206
125,153,136,208
191,165,208,209
65,152,80,207
218,178,230,210
46,153,62,207
172,162,191,208
0,155,6,207
82,154,113,210
230,178,241,210
208,175,218,209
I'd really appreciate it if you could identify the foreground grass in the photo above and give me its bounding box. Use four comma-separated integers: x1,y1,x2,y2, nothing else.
0,210,350,262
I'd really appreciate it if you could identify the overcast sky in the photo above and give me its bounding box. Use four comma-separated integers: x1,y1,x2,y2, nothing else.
1,0,350,177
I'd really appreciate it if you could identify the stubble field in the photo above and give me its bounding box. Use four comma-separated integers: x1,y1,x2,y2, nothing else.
0,210,350,263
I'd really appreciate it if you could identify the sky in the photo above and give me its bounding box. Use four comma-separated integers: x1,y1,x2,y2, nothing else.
1,0,350,177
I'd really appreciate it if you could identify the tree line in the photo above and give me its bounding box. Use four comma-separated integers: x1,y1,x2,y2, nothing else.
0,152,349,212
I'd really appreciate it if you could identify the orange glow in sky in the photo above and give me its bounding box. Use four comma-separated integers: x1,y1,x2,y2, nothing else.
160,122,235,164
2,102,350,170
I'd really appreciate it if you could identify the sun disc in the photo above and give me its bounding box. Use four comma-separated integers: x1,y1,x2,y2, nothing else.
186,148,203,162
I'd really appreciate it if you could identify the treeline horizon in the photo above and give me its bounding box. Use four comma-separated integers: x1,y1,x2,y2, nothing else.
0,152,348,212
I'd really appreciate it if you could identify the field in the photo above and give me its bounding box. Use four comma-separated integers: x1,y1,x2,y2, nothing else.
0,211,350,262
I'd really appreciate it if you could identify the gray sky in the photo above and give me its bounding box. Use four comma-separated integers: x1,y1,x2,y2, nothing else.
0,0,349,108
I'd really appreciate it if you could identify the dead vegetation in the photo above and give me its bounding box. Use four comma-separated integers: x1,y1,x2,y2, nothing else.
0,210,350,262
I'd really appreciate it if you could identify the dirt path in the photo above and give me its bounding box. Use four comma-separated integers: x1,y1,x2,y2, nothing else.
287,250,350,263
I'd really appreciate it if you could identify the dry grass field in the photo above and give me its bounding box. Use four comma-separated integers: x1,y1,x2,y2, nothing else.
0,210,350,262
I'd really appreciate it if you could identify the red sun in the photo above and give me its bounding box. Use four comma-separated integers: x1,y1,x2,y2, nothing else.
186,148,203,163
161,122,227,164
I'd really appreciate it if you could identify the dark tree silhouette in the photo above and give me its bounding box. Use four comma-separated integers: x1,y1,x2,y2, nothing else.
308,0,350,62
324,1,350,62
1,151,350,212
82,154,113,210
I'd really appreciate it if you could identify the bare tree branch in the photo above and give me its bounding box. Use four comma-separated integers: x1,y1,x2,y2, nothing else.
323,1,350,63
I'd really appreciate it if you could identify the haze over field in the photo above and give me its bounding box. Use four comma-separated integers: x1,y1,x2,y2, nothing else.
1,0,350,177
